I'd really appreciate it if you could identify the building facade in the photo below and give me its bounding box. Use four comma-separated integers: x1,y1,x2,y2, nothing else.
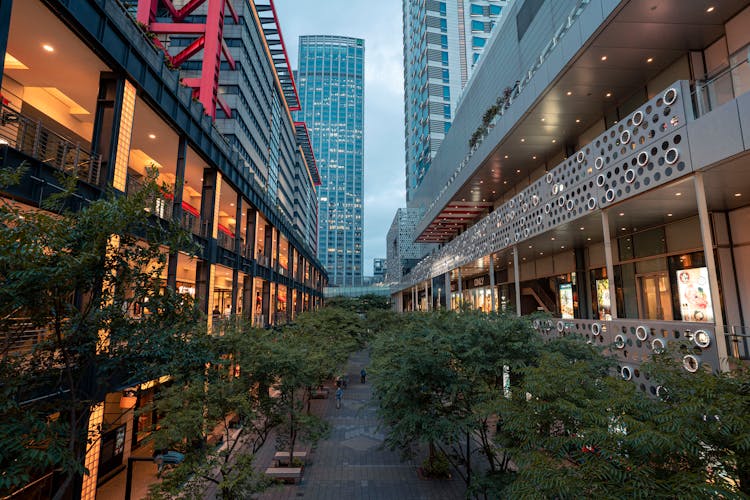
393,0,750,393
386,207,436,283
403,0,508,203
296,35,365,287
373,257,386,283
0,0,325,497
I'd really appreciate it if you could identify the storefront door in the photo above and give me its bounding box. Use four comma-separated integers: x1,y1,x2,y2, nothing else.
636,272,673,320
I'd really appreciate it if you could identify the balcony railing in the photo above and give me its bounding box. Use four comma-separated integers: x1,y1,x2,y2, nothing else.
692,53,750,118
0,103,101,185
0,319,51,357
126,175,174,220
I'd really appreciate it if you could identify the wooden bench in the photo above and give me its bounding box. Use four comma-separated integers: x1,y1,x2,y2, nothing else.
273,451,308,466
265,467,302,483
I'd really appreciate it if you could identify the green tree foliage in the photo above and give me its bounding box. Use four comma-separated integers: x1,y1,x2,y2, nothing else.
0,167,201,498
325,294,390,313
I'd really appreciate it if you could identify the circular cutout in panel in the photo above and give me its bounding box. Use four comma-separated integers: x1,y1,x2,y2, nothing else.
656,385,666,398
546,172,554,184
558,196,565,207
544,203,551,214
536,215,543,225
566,199,574,211
514,232,519,242
620,130,631,144
532,194,539,206
524,227,530,237
522,202,529,212
665,147,679,165
504,236,510,246
587,197,597,210
625,169,636,183
632,110,644,126
510,210,516,219
636,325,649,341
591,322,601,335
663,87,678,105
533,319,540,329
605,189,615,202
596,174,606,187
595,156,604,170
576,150,585,163
621,366,633,381
637,151,649,167
556,320,565,332
614,334,626,349
683,354,699,373
652,338,665,353
693,329,711,348
552,184,559,195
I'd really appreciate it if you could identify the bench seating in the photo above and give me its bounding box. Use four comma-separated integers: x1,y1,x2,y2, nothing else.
273,451,308,466
265,467,302,483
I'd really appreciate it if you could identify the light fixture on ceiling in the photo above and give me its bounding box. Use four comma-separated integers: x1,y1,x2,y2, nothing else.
539,252,544,255
148,133,156,139
621,227,627,231
706,6,715,13
42,44,54,52
601,55,608,61
667,213,673,217
580,226,584,230
552,139,556,143
605,92,612,98
587,237,591,241
566,91,573,96
516,169,521,173
504,154,509,159
541,117,545,122
675,192,682,196
532,156,537,160
619,212,624,216
561,245,565,249
575,118,581,123
521,138,525,142
734,193,742,197
551,237,555,241
647,57,654,63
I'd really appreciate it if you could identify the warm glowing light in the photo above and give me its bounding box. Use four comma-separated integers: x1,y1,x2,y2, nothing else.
605,92,612,98
706,6,715,12
734,193,742,197
675,192,682,196
566,91,572,96
148,133,156,139
42,44,54,52
647,57,654,63
601,55,607,61
575,118,580,123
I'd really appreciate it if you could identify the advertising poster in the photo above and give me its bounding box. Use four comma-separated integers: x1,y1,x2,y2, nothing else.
559,283,574,319
676,267,713,322
595,279,612,320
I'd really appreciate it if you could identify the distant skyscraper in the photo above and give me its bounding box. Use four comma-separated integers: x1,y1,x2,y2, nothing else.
403,0,508,202
296,36,365,286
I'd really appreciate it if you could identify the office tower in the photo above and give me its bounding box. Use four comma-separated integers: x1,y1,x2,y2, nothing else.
403,0,508,203
373,258,387,283
392,0,750,392
296,35,365,286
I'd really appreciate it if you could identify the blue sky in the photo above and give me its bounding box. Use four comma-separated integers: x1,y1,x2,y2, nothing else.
273,0,405,276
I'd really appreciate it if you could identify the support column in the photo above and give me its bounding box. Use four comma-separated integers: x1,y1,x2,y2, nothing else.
445,272,452,311
694,172,728,371
167,136,187,290
600,210,618,319
230,197,243,315
513,246,521,317
0,1,13,80
412,287,416,311
457,268,463,309
489,254,496,312
424,282,430,311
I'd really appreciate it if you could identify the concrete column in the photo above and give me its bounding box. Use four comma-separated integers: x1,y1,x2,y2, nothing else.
424,282,430,311
694,172,728,371
457,268,463,309
600,210,618,319
231,197,243,315
445,272,452,310
513,246,521,317
166,136,187,290
489,254,496,312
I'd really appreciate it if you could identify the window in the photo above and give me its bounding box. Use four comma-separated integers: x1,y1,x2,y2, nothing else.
443,86,450,99
439,2,446,15
444,121,451,133
471,20,485,32
472,36,486,48
441,51,449,65
442,69,450,83
440,18,447,31
470,4,484,15
489,5,502,16
473,52,480,64
443,104,451,119
440,34,448,49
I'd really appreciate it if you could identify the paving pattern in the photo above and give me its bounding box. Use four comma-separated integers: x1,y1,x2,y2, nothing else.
257,349,466,500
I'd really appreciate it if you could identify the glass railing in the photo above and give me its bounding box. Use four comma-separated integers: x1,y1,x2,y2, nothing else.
0,103,102,185
692,55,750,118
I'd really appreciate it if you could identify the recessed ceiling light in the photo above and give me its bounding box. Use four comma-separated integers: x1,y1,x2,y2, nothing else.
552,139,556,143
561,245,565,249
667,213,673,217
148,133,156,139
575,118,581,123
42,44,54,52
528,245,533,248
532,156,537,160
503,181,507,184
516,169,521,173
479,180,483,184
541,117,545,122
566,91,573,96
619,212,624,216
580,227,584,230
734,193,742,197
587,237,591,241
601,55,608,61
706,6,715,13
551,237,555,241
492,190,496,194
675,192,682,196
621,227,627,231
521,138,525,142
504,154,509,159
647,57,654,63
605,92,612,98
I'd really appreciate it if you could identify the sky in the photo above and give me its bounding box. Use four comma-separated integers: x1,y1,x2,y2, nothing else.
273,0,406,277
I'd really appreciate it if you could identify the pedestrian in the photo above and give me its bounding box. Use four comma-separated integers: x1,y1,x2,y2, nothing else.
335,386,343,409
360,367,367,384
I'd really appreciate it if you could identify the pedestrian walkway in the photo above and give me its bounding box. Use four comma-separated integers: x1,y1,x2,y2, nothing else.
257,349,466,500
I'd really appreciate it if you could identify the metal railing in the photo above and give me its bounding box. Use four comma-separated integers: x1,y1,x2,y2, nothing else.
125,175,174,220
0,319,51,357
717,324,750,360
692,52,750,118
0,103,101,185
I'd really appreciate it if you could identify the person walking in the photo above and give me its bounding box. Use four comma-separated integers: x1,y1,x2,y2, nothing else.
360,368,367,384
335,386,343,409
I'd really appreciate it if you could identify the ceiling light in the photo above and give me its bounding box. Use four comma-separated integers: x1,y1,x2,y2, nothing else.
551,237,555,241
706,6,715,13
521,138,525,142
587,237,591,241
541,117,545,122
148,133,156,139
619,212,624,216
675,192,682,196
42,44,54,52
504,154,509,159
516,169,521,173
621,227,627,231
503,181,507,184
230,202,234,206
492,190,496,194
647,57,654,63
539,252,544,255
605,92,612,98
528,245,533,248
601,55,608,61
734,193,742,197
580,227,584,230
566,91,573,96
532,156,537,160
561,245,565,249
552,139,556,143
667,213,673,217
575,118,581,123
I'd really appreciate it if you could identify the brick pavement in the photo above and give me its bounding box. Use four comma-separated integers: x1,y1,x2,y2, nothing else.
256,349,466,500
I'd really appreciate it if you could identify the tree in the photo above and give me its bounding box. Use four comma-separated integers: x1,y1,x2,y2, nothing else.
0,167,202,498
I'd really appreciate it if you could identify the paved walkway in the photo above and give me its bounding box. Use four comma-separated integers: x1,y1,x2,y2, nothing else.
257,349,466,500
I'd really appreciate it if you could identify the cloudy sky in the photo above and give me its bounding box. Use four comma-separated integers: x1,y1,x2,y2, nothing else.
273,0,405,277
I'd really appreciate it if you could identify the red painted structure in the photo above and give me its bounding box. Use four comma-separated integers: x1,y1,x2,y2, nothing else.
136,0,237,119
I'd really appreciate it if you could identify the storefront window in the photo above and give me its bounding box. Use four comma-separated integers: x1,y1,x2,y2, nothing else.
668,252,713,322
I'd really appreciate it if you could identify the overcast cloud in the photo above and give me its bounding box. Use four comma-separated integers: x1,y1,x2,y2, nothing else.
273,0,405,276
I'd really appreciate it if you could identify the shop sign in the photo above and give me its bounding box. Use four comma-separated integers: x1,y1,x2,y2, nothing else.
676,267,713,322
559,283,574,319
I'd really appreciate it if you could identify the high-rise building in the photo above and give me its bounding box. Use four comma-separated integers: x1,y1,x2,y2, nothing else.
403,0,508,203
392,0,750,393
296,35,365,286
373,258,387,283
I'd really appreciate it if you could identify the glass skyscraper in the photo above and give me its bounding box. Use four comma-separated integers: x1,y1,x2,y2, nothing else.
403,0,508,203
296,36,365,286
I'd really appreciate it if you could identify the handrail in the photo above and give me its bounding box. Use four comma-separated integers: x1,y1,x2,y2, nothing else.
0,103,101,185
691,53,750,118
